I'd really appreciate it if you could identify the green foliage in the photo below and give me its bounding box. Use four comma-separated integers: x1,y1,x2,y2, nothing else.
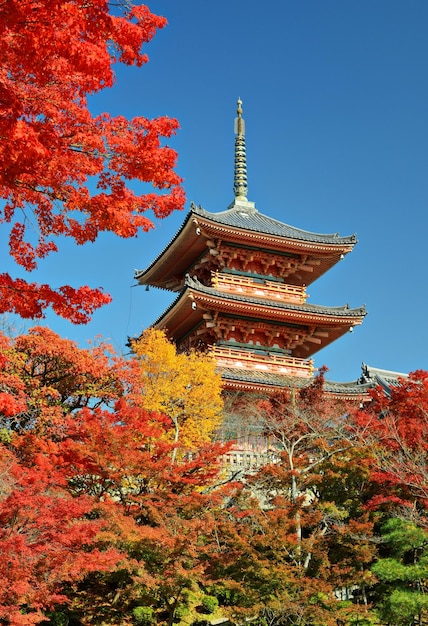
372,557,426,583
380,517,428,555
206,584,244,608
133,606,155,625
174,603,190,621
45,610,70,626
182,589,199,606
371,518,428,624
201,595,219,614
381,589,428,625
0,428,11,444
347,615,380,626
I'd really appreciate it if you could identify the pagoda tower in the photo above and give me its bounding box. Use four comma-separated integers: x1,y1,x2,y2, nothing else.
135,100,366,394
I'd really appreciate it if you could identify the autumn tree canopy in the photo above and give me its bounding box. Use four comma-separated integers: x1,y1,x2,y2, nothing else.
352,370,428,514
209,374,377,626
132,328,224,453
4,325,428,625
0,1,185,323
0,326,227,625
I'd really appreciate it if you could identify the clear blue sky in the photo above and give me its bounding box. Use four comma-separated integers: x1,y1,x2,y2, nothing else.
6,1,428,382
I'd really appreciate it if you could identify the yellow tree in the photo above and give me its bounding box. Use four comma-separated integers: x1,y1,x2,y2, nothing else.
132,329,223,455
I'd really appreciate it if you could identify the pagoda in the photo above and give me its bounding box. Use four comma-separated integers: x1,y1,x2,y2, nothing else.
135,100,366,394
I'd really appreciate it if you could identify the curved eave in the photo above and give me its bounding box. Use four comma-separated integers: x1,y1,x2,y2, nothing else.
361,363,408,384
135,206,358,289
359,363,408,398
151,282,366,358
195,216,356,255
134,211,205,289
220,367,372,400
192,292,365,326
192,203,357,247
187,280,366,324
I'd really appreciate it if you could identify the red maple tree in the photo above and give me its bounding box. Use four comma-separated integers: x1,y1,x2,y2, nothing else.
352,370,428,514
0,1,185,323
0,445,120,626
0,327,230,624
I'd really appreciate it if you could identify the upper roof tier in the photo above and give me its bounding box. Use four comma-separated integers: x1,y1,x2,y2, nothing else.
135,100,359,290
194,201,357,245
134,201,358,290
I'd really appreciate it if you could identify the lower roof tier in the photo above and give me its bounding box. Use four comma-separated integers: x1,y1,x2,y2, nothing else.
151,275,366,360
220,363,407,400
220,366,372,399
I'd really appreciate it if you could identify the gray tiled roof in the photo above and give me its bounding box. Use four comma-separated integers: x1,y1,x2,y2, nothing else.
359,363,407,398
183,275,366,318
134,203,357,283
220,367,305,388
220,367,373,395
324,379,373,395
192,202,357,245
149,275,366,328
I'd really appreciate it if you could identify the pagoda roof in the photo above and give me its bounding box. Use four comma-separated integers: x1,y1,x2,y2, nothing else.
150,275,366,359
191,202,357,245
220,366,373,398
134,201,358,290
220,362,408,399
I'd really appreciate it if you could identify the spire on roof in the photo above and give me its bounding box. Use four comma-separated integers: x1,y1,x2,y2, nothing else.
233,98,248,200
228,99,256,211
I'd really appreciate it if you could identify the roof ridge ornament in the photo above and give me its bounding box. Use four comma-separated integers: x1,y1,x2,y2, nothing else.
228,99,256,211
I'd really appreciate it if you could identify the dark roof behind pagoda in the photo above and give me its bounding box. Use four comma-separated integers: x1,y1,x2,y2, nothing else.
359,363,408,397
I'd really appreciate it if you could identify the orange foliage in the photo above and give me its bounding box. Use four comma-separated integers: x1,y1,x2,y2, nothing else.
0,446,120,626
0,1,185,323
0,326,127,434
0,327,228,624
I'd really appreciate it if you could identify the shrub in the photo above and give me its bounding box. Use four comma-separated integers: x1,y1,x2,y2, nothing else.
133,606,155,625
174,603,190,621
201,595,219,614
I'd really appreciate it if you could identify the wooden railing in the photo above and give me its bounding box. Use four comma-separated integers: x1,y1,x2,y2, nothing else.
221,449,279,470
211,346,313,378
211,272,307,304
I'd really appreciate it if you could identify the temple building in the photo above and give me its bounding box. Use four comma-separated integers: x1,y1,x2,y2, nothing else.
135,101,376,399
